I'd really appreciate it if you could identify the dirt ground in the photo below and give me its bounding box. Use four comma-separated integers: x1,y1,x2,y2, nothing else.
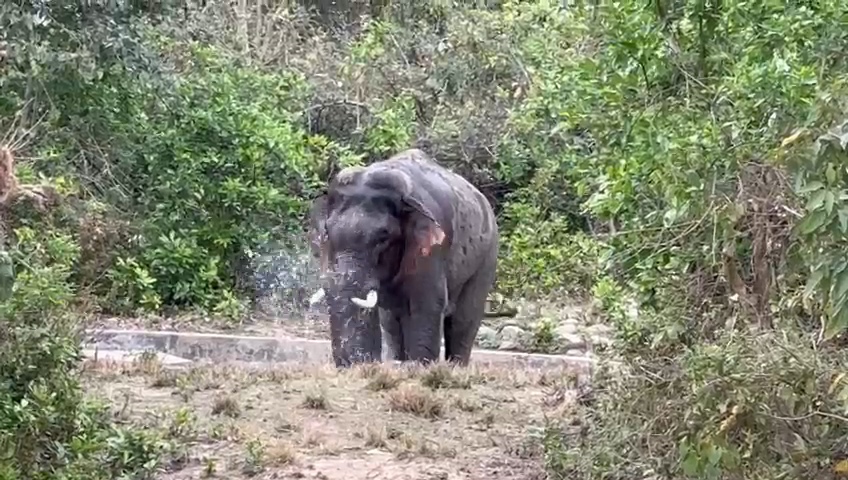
83,357,584,480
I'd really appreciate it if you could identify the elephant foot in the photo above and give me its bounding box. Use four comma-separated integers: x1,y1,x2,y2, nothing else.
333,352,382,369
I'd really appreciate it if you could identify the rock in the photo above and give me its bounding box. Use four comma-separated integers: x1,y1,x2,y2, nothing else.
555,321,579,336
559,305,584,321
557,332,586,350
585,324,613,335
584,323,613,347
498,325,529,351
476,325,499,349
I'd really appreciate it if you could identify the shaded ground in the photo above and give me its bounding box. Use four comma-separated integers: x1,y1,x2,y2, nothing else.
83,358,584,479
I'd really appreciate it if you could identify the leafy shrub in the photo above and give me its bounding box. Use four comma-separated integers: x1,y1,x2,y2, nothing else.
545,327,848,479
0,224,173,479
534,0,848,478
498,201,602,298
96,43,327,312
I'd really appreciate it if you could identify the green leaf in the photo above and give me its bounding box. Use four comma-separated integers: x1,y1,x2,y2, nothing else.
824,305,848,341
679,444,700,476
826,164,837,184
834,269,848,305
798,181,824,194
799,210,829,235
804,267,826,299
825,191,836,215
839,208,848,234
806,189,827,211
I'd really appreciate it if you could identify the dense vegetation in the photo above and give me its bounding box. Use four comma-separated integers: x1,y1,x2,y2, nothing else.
2,0,848,478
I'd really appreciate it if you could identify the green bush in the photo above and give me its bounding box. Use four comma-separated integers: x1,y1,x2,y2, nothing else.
7,0,848,478
87,43,329,313
530,0,848,478
0,225,175,479
544,327,848,479
498,202,602,298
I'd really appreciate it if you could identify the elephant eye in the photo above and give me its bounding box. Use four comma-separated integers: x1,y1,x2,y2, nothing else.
374,227,395,247
375,228,390,243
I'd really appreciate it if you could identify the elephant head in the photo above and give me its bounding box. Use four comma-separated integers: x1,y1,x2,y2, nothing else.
308,164,447,367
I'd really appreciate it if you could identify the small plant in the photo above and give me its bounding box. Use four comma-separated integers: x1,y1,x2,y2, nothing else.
420,363,471,390
302,389,329,410
202,456,217,477
241,438,265,476
102,427,174,479
387,385,444,419
211,396,241,418
211,289,248,325
265,440,296,466
133,350,163,375
531,318,557,353
208,422,226,440
168,406,197,439
364,424,389,449
150,370,179,388
366,368,403,391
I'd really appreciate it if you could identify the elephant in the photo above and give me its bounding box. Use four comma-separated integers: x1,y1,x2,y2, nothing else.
307,148,499,368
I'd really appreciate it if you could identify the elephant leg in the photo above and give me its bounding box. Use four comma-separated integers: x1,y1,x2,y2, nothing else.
400,307,444,364
379,308,405,361
444,252,497,365
400,276,447,364
364,307,383,362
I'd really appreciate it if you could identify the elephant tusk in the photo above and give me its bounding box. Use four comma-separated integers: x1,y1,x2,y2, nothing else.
309,288,326,305
351,289,378,309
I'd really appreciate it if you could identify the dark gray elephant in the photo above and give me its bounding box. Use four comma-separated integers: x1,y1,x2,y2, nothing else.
307,149,499,368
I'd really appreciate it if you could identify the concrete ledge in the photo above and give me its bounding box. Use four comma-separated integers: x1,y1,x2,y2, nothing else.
82,348,194,366
84,329,598,371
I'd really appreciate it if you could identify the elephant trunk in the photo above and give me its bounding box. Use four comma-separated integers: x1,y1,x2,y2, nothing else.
326,252,382,367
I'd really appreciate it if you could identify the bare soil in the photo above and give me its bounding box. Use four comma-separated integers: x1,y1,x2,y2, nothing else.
83,357,583,480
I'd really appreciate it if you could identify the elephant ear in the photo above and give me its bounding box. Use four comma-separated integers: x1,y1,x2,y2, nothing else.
368,168,447,276
310,165,368,273
402,194,446,259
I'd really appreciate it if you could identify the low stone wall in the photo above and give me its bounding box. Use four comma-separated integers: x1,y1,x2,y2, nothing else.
84,329,598,371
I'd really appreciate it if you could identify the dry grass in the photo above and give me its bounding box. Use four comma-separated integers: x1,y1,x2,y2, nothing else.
81,358,586,480
386,384,445,418
365,367,404,391
419,363,472,389
301,388,330,410
211,395,241,418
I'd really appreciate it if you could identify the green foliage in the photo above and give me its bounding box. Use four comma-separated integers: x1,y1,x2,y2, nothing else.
6,0,848,478
364,94,418,158
0,226,175,479
1,3,334,314
96,44,324,312
523,0,848,478
499,204,602,298
544,328,848,479
792,120,848,340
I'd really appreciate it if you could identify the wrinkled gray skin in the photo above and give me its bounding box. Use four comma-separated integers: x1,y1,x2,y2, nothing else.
309,149,499,368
